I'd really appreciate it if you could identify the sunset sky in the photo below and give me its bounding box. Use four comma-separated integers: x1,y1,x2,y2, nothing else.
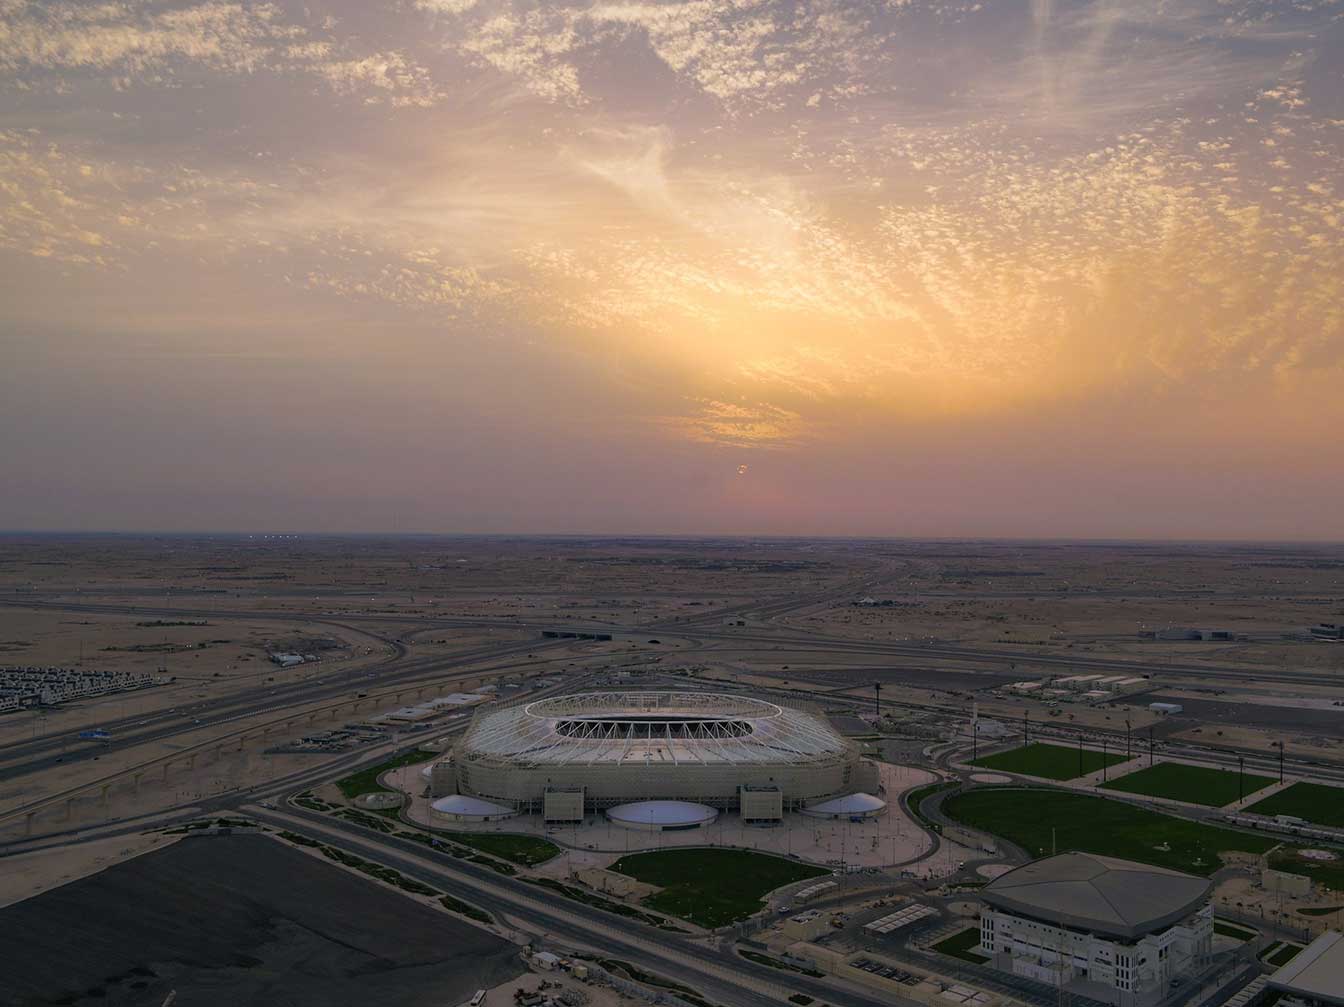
2,0,1342,537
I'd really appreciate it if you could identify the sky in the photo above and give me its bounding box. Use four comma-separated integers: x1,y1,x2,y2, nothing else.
1,0,1342,538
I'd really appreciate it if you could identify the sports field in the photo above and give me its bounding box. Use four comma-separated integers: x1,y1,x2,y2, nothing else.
1100,762,1276,807
1246,782,1344,827
611,848,828,928
942,788,1277,875
970,742,1127,781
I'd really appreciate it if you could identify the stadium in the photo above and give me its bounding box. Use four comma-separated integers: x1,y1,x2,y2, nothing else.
445,691,881,826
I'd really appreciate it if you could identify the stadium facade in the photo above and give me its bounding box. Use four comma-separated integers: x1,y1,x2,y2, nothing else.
445,691,880,820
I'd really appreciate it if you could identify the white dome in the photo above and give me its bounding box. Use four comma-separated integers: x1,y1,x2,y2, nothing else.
430,794,517,821
606,800,718,831
800,792,887,818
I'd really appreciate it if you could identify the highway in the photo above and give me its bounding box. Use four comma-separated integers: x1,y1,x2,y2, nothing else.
244,801,913,1007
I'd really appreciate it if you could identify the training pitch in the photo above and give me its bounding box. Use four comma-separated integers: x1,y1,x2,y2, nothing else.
1100,761,1277,807
970,742,1127,781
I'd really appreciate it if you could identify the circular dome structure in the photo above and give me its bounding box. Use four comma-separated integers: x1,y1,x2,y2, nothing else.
606,800,719,831
454,691,861,813
431,794,518,822
800,791,887,819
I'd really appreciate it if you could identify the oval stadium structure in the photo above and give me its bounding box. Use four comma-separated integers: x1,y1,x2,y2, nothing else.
452,691,874,815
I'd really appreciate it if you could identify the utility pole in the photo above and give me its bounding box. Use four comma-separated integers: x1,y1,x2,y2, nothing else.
1102,736,1108,783
1078,731,1084,778
874,682,881,720
1278,741,1284,784
1023,710,1029,748
1125,719,1132,761
1238,756,1245,802
1149,725,1155,767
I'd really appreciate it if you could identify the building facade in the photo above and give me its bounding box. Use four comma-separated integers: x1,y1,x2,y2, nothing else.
979,901,1212,1001
977,853,1214,1006
452,691,876,814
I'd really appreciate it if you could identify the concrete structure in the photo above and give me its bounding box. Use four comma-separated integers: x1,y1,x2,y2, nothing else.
800,791,887,820
430,794,518,822
1267,930,1344,1007
605,799,718,831
429,760,456,796
1310,624,1344,641
863,904,936,934
1149,702,1183,715
977,853,1213,1006
1056,675,1103,691
379,693,488,724
543,786,585,824
740,784,784,824
1264,868,1314,898
795,880,838,902
782,910,832,941
453,691,872,814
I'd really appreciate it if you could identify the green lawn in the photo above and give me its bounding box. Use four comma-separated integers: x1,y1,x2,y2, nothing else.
1101,762,1277,807
335,748,438,799
942,788,1277,875
610,848,828,928
1214,920,1257,941
905,780,959,834
933,928,988,964
1262,942,1304,968
971,743,1127,781
1247,783,1344,827
438,831,558,866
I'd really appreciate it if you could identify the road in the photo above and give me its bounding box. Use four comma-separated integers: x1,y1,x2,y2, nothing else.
245,801,916,1007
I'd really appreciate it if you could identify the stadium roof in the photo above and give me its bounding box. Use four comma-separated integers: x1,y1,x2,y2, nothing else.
1268,930,1344,1006
982,852,1213,940
462,692,849,767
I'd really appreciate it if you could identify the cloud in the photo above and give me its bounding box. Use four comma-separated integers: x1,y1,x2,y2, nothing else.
0,1,445,106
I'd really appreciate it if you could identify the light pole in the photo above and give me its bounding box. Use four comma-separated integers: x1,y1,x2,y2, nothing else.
1125,719,1132,761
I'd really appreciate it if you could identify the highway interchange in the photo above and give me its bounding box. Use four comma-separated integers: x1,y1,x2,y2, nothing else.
3,575,1344,1007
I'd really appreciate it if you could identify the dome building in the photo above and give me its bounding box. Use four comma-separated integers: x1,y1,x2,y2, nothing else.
447,691,879,821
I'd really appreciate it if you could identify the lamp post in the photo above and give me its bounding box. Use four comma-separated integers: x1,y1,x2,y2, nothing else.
1126,719,1132,761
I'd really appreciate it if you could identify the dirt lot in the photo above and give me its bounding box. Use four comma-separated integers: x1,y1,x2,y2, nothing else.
0,832,522,1007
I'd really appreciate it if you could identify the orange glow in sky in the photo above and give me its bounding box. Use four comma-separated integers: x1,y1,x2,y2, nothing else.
1,0,1342,537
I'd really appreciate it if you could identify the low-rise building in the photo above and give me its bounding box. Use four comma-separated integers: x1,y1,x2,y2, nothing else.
976,852,1213,1006
1267,930,1344,1007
